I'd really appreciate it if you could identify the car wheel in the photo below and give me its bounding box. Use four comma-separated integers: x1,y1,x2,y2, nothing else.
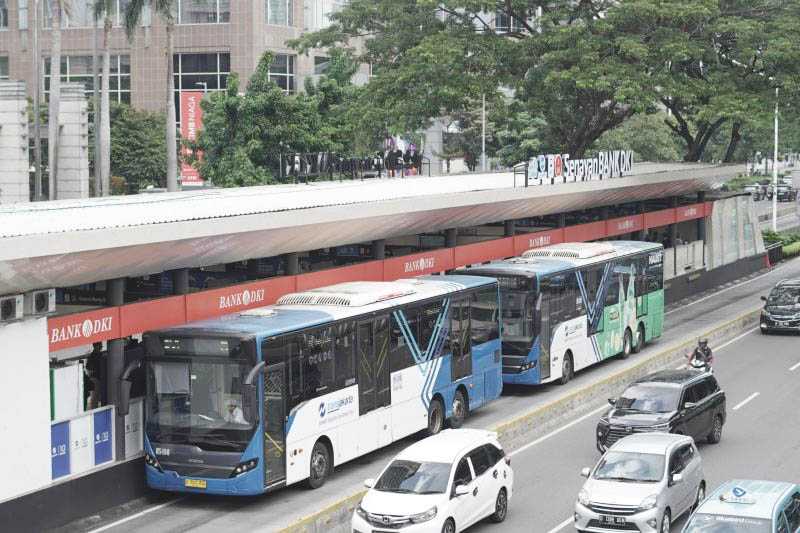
306,440,331,489
621,329,632,359
449,389,468,429
632,324,645,353
490,488,508,523
693,482,706,512
427,397,445,436
442,517,456,533
559,352,573,385
660,509,671,533
707,414,723,444
761,328,770,335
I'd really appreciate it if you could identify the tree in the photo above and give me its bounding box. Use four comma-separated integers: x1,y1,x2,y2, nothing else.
108,103,168,191
94,0,114,196
191,53,335,187
125,0,179,192
47,0,71,199
592,113,683,162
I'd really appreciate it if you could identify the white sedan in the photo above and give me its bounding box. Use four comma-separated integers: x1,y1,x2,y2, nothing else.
352,429,514,533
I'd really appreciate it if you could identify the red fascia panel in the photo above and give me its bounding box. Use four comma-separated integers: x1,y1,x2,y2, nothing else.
513,229,565,255
383,249,455,281
454,237,515,267
48,307,121,352
606,215,644,237
296,261,384,292
676,203,705,222
704,201,714,216
644,208,676,229
185,276,297,322
564,221,606,242
120,296,186,337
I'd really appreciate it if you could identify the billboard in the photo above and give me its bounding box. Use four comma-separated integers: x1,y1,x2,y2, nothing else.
180,91,205,187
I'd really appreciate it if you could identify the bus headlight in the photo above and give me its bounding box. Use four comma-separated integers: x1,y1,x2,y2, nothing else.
145,453,163,472
409,506,438,524
229,458,259,477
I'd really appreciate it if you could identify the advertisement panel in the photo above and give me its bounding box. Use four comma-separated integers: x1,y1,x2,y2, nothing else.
70,414,94,475
51,422,70,480
296,261,383,292
185,276,297,322
564,220,607,242
676,203,705,222
48,307,121,352
120,296,186,337
124,399,144,459
454,237,515,267
382,249,454,280
606,215,644,237
513,229,565,255
180,91,204,187
93,408,114,465
644,208,676,229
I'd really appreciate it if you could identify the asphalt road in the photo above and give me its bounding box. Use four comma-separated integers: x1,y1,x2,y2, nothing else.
64,257,800,533
469,326,800,533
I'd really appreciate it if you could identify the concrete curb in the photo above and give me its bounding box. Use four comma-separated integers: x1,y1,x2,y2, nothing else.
281,306,762,533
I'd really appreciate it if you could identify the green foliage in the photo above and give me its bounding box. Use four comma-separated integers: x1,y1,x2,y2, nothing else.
763,230,800,247
592,113,683,162
107,102,168,191
783,241,800,258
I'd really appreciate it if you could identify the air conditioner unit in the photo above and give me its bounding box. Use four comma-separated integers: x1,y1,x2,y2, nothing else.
0,294,24,323
24,289,56,315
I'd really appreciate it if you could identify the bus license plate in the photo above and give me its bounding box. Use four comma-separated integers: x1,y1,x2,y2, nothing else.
184,479,207,489
600,515,626,525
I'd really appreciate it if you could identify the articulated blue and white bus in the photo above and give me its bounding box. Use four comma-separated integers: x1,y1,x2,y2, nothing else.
139,275,502,495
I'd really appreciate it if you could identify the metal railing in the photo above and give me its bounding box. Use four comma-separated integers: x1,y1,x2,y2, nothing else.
280,153,431,183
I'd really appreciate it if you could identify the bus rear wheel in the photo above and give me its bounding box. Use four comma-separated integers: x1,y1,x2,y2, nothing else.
449,389,468,429
427,397,445,436
307,440,331,489
559,353,573,385
621,328,633,359
633,324,645,353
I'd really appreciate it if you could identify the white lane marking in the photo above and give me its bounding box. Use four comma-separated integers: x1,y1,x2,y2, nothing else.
665,264,789,315
545,516,574,533
509,404,608,458
732,392,760,411
790,361,800,372
86,498,184,533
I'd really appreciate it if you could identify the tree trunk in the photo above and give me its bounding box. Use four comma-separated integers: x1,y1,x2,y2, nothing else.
48,1,62,200
92,16,102,196
165,21,179,192
723,122,742,163
100,16,112,196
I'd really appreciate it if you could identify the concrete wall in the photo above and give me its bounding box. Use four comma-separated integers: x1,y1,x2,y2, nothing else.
56,83,90,200
0,318,51,503
707,195,765,270
0,81,30,204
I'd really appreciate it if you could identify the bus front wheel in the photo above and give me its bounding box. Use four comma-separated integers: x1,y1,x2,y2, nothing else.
307,440,331,489
559,353,573,385
620,329,633,359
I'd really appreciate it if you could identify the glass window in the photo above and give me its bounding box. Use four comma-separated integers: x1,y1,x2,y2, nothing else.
495,9,524,34
17,0,26,30
313,56,329,75
173,52,230,125
615,383,681,413
66,1,94,27
485,443,505,466
593,451,664,482
684,514,772,533
334,321,356,388
302,328,334,396
0,0,7,28
468,446,492,477
178,0,229,24
266,0,292,26
419,302,444,357
269,54,295,93
452,458,472,488
647,251,664,292
605,275,620,306
286,336,303,409
390,312,416,372
374,460,451,495
261,338,285,366
684,381,709,405
0,56,8,79
785,492,800,530
43,55,131,104
450,298,471,354
471,286,499,344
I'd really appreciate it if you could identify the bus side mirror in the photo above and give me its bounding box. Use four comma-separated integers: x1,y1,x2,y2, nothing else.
761,295,767,302
117,359,141,417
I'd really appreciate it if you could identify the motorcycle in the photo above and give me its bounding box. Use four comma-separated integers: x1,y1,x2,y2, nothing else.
685,351,713,373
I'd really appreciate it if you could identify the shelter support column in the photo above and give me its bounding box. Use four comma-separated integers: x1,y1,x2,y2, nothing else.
669,197,679,274
171,269,189,295
558,213,566,229
637,202,647,241
106,278,126,461
285,253,300,275
445,228,458,248
697,191,707,265
504,220,515,237
372,239,386,260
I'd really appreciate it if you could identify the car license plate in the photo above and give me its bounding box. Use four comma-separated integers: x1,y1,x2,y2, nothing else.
600,515,626,525
184,479,207,489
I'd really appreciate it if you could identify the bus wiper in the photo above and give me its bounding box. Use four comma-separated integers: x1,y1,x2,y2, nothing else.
192,436,244,450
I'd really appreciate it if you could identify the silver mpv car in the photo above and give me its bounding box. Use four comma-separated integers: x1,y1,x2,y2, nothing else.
575,433,705,533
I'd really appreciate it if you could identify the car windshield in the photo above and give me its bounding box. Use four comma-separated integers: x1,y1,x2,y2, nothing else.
683,513,772,532
145,360,256,452
374,460,451,495
615,384,680,413
767,287,800,307
593,451,664,482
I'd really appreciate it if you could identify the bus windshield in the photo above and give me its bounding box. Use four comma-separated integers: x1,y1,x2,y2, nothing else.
145,359,257,452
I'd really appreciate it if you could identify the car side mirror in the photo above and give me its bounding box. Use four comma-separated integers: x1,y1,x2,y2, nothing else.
581,467,591,478
454,484,471,497
683,401,697,409
364,478,375,489
607,398,616,406
761,295,767,302
671,472,684,485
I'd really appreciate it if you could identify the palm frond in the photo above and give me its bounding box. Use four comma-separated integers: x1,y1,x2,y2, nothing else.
124,0,147,38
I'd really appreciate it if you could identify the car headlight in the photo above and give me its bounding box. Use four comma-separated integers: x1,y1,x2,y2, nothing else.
409,506,438,524
639,494,659,511
578,488,591,507
355,504,368,520
649,423,670,432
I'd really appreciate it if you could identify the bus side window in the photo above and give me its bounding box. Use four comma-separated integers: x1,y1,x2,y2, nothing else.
334,321,356,389
261,338,285,366
419,301,445,357
471,286,499,344
302,327,335,396
286,336,303,410
390,311,418,371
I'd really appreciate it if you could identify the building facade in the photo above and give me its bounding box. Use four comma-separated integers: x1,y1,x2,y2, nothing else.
0,0,351,123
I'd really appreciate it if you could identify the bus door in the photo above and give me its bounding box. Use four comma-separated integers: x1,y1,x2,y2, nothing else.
451,299,472,381
636,258,649,317
263,362,287,486
538,291,551,380
357,318,392,447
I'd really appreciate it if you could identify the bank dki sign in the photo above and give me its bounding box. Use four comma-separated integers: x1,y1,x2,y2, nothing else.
527,150,634,184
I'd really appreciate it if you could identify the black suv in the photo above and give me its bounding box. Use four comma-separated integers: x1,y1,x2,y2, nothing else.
596,369,726,452
761,279,800,333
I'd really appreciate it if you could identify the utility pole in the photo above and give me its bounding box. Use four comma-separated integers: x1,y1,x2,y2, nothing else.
772,86,779,232
93,11,101,196
481,93,487,172
33,0,43,200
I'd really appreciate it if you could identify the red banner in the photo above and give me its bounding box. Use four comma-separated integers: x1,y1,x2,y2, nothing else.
120,296,186,337
564,221,606,242
676,203,705,222
606,215,644,237
454,237,515,267
644,208,676,229
383,249,455,281
296,261,383,292
48,307,121,352
513,229,565,255
185,276,297,323
180,91,204,187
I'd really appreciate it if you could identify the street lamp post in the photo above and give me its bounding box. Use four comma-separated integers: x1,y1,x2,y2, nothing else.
33,0,43,200
195,81,208,94
772,86,779,232
480,93,487,172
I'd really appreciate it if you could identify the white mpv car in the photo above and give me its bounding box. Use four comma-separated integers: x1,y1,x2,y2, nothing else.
575,433,705,533
352,429,514,533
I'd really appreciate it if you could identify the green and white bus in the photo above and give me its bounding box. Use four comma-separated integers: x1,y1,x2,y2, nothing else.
457,241,664,386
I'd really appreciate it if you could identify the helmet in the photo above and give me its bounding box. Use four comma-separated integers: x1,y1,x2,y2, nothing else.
698,338,708,347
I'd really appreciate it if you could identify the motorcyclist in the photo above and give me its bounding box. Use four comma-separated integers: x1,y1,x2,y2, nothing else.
688,339,713,370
